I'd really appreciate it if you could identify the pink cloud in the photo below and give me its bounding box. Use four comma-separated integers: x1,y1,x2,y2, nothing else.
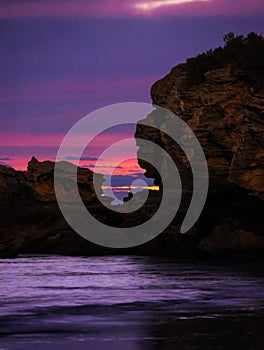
81,158,142,175
0,133,64,147
4,155,142,175
0,131,135,148
0,0,263,19
0,131,141,174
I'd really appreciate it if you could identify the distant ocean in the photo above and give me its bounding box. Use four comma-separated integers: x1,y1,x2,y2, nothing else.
0,256,264,350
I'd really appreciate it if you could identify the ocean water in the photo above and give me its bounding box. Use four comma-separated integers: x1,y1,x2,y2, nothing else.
0,255,264,350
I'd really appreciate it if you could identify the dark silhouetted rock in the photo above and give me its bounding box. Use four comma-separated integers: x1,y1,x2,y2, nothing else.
135,35,264,258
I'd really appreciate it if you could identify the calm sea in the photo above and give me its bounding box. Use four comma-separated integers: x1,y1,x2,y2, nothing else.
0,255,264,350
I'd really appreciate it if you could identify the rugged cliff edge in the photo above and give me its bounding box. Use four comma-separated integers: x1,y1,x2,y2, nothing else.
135,33,264,258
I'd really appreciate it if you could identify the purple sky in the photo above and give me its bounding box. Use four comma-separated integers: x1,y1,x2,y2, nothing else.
0,0,264,173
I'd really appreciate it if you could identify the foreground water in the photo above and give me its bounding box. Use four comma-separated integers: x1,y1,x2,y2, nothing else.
0,255,264,350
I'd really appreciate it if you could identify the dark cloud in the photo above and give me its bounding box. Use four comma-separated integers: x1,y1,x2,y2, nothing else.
128,171,145,176
0,161,11,167
83,164,123,169
65,155,100,161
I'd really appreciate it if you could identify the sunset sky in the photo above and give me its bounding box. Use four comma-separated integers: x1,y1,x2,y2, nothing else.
1,0,264,176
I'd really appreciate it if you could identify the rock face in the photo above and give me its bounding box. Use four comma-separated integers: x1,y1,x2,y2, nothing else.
150,64,264,198
0,158,161,258
0,157,111,258
135,41,264,258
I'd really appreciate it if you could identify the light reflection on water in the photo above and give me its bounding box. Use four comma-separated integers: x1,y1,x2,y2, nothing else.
0,255,264,350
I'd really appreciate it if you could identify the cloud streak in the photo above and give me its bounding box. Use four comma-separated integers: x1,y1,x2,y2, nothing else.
85,164,123,169
65,155,101,161
0,0,263,19
134,0,209,11
0,161,11,168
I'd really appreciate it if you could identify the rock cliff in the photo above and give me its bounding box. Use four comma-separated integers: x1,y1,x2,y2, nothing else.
135,33,264,258
1,33,263,259
0,157,111,257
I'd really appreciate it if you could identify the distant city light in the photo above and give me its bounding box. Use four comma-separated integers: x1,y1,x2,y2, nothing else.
102,185,160,192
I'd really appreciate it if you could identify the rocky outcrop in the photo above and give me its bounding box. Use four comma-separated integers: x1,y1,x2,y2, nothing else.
135,40,264,258
149,64,264,197
0,158,161,258
0,157,111,258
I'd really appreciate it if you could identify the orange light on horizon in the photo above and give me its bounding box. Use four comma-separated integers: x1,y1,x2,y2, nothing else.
102,185,159,191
